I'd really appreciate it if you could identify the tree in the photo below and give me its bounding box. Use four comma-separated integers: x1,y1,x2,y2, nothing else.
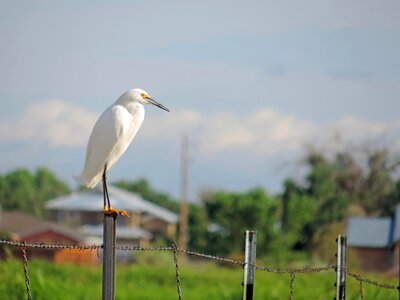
361,149,397,215
202,187,278,255
0,167,70,217
280,179,317,250
280,147,400,255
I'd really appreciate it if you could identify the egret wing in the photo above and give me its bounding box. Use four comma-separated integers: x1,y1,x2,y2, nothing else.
77,105,132,188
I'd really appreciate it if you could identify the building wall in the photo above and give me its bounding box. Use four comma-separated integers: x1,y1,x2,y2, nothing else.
387,243,399,275
352,247,391,272
55,249,99,265
15,230,81,261
118,211,141,227
141,219,176,238
52,210,103,226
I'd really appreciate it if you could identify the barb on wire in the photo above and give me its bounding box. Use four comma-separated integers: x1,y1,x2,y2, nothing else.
21,241,32,300
172,242,183,300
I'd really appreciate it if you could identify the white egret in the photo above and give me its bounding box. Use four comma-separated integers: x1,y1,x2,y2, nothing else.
74,88,169,216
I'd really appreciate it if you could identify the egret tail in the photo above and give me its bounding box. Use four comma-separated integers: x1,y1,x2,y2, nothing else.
73,172,102,189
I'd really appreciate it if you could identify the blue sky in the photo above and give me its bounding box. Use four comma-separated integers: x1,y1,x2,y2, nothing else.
1,1,399,200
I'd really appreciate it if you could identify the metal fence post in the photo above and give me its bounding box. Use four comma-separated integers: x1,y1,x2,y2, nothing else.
242,230,257,300
335,235,347,300
102,214,116,300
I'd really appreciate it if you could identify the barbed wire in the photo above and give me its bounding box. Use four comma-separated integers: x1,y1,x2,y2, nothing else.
21,242,32,300
0,239,101,250
347,272,398,290
353,273,364,300
172,242,182,300
254,264,335,274
289,272,295,300
1,239,398,292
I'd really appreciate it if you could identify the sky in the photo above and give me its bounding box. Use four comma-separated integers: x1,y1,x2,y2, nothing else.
0,0,399,200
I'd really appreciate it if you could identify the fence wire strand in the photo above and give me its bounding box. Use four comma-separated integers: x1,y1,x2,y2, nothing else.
21,242,32,300
353,273,364,300
289,272,295,300
347,272,397,290
1,239,398,295
172,242,183,300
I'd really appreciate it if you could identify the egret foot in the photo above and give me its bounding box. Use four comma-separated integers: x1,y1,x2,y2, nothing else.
104,207,130,217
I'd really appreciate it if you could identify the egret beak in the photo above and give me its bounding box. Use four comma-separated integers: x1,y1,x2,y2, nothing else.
147,98,170,112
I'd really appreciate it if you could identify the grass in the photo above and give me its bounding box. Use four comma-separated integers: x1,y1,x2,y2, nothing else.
0,252,397,300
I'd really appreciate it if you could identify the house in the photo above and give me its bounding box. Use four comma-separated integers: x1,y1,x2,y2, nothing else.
0,210,97,264
0,187,177,265
347,205,400,273
46,185,178,244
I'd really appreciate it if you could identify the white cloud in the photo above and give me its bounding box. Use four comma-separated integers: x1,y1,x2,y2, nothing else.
1,100,399,162
144,108,400,160
0,100,97,147
316,116,400,154
197,109,316,156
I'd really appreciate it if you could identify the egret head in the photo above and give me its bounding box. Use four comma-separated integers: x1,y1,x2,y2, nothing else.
132,88,169,112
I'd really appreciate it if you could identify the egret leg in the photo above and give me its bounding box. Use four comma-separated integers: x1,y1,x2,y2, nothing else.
102,164,130,217
102,165,109,209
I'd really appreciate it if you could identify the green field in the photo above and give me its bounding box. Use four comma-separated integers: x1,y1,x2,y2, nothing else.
0,254,397,300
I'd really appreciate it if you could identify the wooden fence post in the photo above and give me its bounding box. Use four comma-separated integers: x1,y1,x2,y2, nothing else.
102,214,116,300
242,230,257,300
335,235,347,300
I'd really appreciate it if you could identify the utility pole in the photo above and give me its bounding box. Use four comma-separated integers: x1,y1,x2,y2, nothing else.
178,134,189,260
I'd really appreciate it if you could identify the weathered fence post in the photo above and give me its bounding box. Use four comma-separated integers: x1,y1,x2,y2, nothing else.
335,235,347,300
102,214,116,300
242,230,257,300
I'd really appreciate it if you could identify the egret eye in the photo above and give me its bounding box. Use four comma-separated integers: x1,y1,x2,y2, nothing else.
141,93,147,98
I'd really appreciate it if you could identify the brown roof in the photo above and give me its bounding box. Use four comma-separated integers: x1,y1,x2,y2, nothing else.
0,211,45,233
0,211,84,242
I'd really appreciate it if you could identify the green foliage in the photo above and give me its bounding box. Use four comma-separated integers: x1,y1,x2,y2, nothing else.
202,187,278,255
0,167,70,217
361,149,398,215
280,148,400,256
280,180,317,250
306,152,349,227
0,259,396,299
186,204,208,252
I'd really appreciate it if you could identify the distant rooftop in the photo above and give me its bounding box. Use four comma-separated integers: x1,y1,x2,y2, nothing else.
347,204,400,248
0,211,84,242
347,217,392,248
46,185,178,224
